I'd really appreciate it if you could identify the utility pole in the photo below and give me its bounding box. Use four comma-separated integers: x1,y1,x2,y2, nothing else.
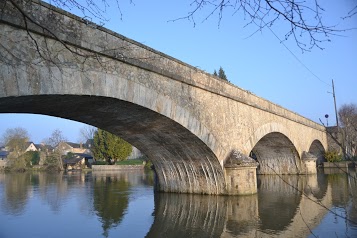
332,79,339,128
332,79,346,159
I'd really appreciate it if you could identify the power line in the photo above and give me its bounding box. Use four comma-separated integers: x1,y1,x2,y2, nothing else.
265,24,331,87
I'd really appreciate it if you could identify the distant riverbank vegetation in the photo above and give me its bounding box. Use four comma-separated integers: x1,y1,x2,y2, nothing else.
0,126,149,172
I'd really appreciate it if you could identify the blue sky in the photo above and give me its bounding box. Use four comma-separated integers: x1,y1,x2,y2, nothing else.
0,0,356,143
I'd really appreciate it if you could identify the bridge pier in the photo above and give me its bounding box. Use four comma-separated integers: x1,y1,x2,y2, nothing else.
224,166,258,195
224,150,259,195
151,151,259,195
301,151,318,174
151,156,226,195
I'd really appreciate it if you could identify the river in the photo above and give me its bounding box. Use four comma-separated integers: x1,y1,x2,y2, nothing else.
0,169,356,237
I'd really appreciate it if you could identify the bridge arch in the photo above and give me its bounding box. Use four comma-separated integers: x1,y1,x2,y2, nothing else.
0,45,230,194
245,123,301,174
0,93,226,194
308,139,326,166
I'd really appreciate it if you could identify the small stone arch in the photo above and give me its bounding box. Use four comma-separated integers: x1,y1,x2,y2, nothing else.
243,122,300,155
245,123,301,174
308,139,326,166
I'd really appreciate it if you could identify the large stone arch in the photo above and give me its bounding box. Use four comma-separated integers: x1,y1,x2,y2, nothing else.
0,94,226,195
245,123,301,174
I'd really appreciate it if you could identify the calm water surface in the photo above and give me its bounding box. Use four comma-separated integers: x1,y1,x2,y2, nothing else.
0,169,356,237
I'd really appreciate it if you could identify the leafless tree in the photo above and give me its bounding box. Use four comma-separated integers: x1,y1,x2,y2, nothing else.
339,103,357,159
44,129,67,169
171,0,356,51
78,125,96,143
321,103,357,161
44,129,67,148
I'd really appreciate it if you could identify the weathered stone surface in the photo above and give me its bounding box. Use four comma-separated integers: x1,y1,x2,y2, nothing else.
0,0,328,194
225,166,258,195
301,151,318,174
225,150,258,168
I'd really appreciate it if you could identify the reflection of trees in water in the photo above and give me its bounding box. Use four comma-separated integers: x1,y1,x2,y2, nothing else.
327,173,350,207
1,172,30,215
92,174,130,238
257,175,302,232
0,172,68,215
140,170,155,187
0,172,92,216
342,171,357,228
37,171,69,213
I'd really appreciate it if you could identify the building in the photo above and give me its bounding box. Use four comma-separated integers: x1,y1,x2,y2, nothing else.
63,153,95,170
56,142,92,155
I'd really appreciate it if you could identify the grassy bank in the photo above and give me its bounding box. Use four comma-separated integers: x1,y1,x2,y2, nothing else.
115,159,145,165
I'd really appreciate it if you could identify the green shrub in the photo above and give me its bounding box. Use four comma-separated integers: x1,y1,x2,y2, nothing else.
324,150,343,163
23,151,40,166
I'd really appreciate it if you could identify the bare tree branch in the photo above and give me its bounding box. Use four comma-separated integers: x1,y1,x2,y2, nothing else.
171,0,356,51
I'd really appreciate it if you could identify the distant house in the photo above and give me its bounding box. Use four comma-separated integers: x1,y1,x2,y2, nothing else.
84,139,94,150
25,142,38,152
0,151,9,160
57,142,91,155
63,153,95,170
35,143,55,154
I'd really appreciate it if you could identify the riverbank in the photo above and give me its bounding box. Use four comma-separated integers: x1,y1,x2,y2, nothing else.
92,165,145,171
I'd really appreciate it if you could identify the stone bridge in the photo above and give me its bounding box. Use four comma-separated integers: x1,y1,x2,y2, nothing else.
0,0,327,195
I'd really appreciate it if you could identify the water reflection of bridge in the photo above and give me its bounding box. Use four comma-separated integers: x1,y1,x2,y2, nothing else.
147,173,335,238
1,171,356,237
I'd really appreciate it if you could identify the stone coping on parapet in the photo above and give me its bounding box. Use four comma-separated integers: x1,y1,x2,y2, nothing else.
1,0,325,132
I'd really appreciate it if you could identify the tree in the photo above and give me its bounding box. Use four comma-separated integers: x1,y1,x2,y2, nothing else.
92,129,132,164
338,103,357,159
79,125,96,143
213,67,229,81
44,129,67,170
2,127,30,157
174,0,356,51
44,129,67,148
323,103,357,161
218,67,228,81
